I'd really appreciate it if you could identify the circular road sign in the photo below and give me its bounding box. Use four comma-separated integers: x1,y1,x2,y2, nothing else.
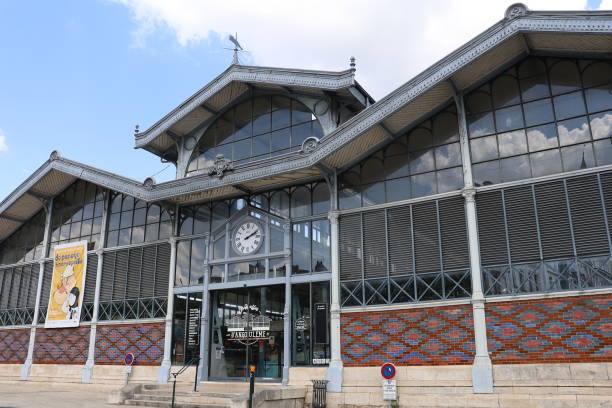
124,353,135,366
381,362,396,380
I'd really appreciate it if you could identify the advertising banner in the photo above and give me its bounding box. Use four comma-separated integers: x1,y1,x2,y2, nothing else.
44,241,88,328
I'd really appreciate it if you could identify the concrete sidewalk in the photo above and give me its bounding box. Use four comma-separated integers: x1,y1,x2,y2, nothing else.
0,382,117,408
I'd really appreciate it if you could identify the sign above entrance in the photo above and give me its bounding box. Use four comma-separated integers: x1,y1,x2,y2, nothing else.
226,304,272,345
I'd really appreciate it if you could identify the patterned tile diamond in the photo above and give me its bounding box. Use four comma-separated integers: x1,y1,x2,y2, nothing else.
95,322,164,366
341,305,474,366
0,329,30,364
33,327,90,364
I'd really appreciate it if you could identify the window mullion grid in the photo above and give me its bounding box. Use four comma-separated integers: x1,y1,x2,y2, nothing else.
596,174,612,256
435,201,445,299
360,213,365,306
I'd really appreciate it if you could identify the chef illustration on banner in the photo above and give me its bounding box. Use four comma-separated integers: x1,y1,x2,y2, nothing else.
45,240,88,328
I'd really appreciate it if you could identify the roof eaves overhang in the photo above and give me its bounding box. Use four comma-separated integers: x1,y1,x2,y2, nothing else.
134,64,360,152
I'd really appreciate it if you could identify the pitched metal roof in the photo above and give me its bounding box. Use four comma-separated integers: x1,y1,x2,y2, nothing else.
2,4,611,244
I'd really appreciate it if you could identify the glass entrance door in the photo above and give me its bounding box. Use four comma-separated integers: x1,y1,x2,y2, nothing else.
209,285,284,381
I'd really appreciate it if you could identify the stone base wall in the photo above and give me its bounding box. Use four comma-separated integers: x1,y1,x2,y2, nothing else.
486,294,611,364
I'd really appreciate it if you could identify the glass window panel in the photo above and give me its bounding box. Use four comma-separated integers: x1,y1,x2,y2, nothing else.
312,220,331,273
82,202,94,220
253,97,271,135
518,58,549,101
269,258,286,278
210,265,224,284
111,196,122,213
69,222,81,239
495,105,524,132
175,240,190,286
270,190,290,218
498,130,527,158
133,208,146,227
292,223,311,274
473,161,501,187
585,85,612,113
527,124,558,152
465,88,491,113
216,116,234,145
436,167,463,193
557,116,591,146
492,75,520,108
292,100,312,125
180,213,194,236
432,111,459,145
159,221,172,240
434,142,461,169
271,98,291,130
266,129,289,156
147,205,161,224
60,224,70,240
213,236,225,260
553,91,586,120
385,140,408,156
312,183,330,215
501,155,531,182
361,182,385,206
215,143,232,161
561,144,595,171
410,149,435,173
193,206,210,235
523,98,555,126
94,200,104,218
81,218,93,237
385,177,411,202
120,211,133,229
549,60,581,95
291,122,312,149
270,226,284,253
190,239,206,285
384,154,410,179
583,62,612,88
470,135,498,162
212,203,229,232
594,138,612,166
121,196,134,211
233,102,252,140
228,260,265,281
108,213,120,231
408,128,432,151
339,186,361,210
590,111,612,140
92,217,102,235
233,138,251,162
467,112,495,138
118,228,131,246
361,156,385,183
145,223,160,242
132,225,145,244
106,230,118,247
411,172,436,198
291,186,312,218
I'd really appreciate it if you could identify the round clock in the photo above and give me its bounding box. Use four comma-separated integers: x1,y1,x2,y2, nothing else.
233,221,264,255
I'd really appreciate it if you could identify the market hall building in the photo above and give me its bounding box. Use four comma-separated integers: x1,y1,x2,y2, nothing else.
0,4,611,406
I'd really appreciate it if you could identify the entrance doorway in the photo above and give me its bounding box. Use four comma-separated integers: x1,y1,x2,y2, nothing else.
209,285,284,381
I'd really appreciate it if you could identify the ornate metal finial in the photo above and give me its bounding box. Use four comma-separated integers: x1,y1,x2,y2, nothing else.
134,124,140,136
300,137,320,154
505,3,529,19
143,177,156,190
49,150,60,161
350,56,356,69
207,154,234,178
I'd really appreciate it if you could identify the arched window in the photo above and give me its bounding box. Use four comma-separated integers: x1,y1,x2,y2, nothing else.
186,95,323,175
466,56,612,187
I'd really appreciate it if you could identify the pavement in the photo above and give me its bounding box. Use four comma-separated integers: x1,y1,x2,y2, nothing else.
0,382,117,408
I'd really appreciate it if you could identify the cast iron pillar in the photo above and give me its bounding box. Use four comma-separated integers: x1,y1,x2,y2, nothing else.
158,235,178,383
326,210,343,392
82,249,104,383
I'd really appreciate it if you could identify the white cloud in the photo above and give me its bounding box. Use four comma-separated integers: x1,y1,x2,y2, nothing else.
0,129,8,152
113,0,590,98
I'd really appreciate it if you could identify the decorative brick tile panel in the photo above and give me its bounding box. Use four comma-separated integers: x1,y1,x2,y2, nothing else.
341,305,475,366
95,322,164,366
486,294,612,364
33,327,90,364
0,328,30,364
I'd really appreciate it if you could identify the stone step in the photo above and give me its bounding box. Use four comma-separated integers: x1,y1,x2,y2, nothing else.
133,393,237,405
125,400,228,408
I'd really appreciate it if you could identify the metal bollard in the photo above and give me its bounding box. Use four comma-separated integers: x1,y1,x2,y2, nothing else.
248,365,256,408
311,379,329,408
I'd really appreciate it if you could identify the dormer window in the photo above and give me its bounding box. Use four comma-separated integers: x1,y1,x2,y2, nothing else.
186,95,323,176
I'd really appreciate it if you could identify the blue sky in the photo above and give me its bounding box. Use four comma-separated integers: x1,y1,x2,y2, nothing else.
0,0,604,199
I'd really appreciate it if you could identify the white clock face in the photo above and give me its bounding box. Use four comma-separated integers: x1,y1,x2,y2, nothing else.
233,221,263,255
